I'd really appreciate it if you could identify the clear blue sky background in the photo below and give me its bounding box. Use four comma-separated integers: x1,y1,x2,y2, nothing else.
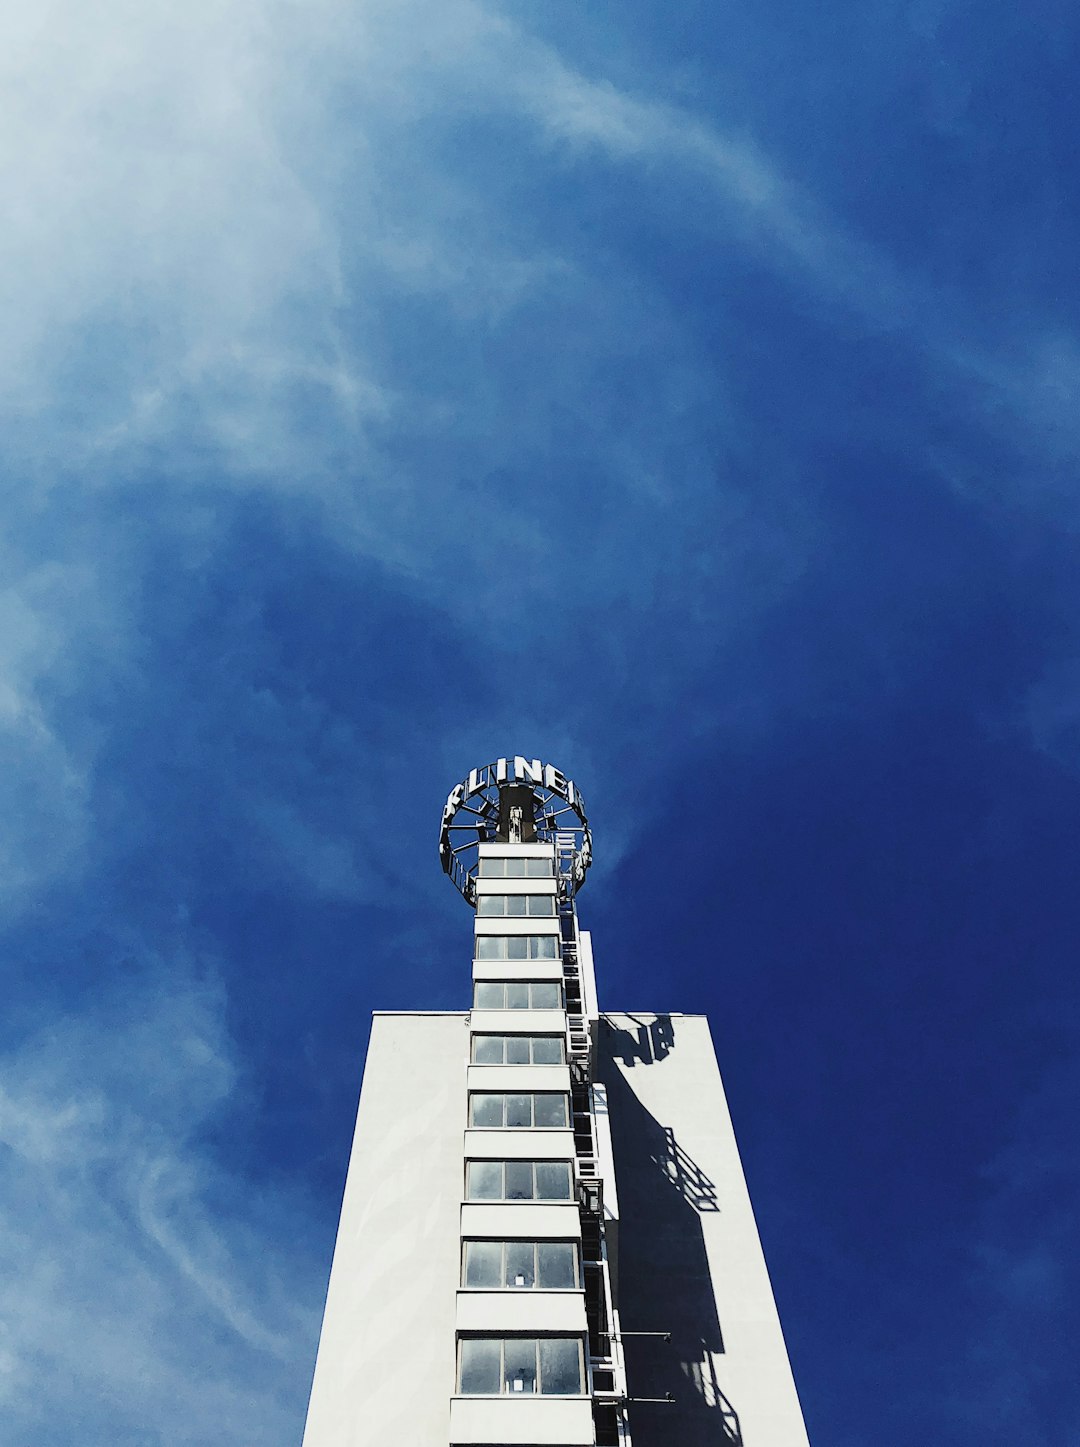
1,1,1078,1442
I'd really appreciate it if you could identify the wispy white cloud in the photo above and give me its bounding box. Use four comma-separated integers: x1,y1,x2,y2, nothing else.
0,954,320,1443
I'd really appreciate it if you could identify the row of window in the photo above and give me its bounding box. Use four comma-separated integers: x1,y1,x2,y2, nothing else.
459,1337,583,1396
474,982,561,1010
470,1092,568,1129
475,936,559,960
463,1239,579,1290
467,1159,573,1201
463,878,574,1408
477,894,556,917
472,1034,563,1065
478,857,553,878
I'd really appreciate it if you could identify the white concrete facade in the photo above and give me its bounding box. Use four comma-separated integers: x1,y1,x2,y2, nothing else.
301,1012,465,1447
597,1014,810,1446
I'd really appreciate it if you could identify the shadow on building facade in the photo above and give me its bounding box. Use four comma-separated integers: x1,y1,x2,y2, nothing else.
598,1016,742,1446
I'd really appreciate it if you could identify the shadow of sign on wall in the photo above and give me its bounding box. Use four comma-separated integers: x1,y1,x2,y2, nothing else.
599,1016,742,1446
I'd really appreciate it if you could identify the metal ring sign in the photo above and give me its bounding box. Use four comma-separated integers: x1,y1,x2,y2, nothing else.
439,757,592,903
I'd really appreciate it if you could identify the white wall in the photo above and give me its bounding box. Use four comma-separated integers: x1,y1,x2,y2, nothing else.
302,1013,467,1447
599,1013,810,1447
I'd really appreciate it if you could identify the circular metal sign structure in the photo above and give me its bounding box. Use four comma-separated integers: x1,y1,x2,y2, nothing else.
439,757,592,905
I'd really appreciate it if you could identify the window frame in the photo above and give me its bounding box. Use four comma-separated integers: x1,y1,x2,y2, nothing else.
464,1158,575,1202
456,1336,585,1396
477,857,555,878
461,1239,581,1291
468,1092,569,1129
471,981,564,1010
476,894,558,918
470,1034,566,1065
474,935,561,961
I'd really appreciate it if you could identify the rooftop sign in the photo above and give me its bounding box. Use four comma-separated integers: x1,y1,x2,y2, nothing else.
439,757,592,904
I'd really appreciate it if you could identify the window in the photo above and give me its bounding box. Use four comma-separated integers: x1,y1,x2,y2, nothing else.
478,857,554,878
475,935,559,960
472,981,562,1010
462,1240,579,1290
476,894,557,917
465,1159,573,1201
458,1338,584,1395
471,1035,565,1065
469,1093,568,1128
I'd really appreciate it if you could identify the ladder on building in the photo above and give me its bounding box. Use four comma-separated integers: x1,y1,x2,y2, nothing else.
556,831,603,1216
556,832,591,1082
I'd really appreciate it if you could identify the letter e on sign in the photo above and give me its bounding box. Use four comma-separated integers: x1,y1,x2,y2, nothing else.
543,764,570,800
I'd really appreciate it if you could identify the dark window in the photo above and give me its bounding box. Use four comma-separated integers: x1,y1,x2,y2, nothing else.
531,1035,563,1064
471,982,564,1010
468,1094,569,1128
474,936,560,961
459,1338,502,1394
472,1034,504,1065
463,1240,502,1288
539,1338,583,1394
461,1240,580,1290
477,894,557,917
465,1160,574,1201
470,1034,566,1065
537,1241,577,1289
457,1338,584,1395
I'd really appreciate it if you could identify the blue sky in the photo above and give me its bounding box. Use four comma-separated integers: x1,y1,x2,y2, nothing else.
1,0,1078,1441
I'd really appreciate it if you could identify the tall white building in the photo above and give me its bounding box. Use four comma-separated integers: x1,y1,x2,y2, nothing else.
303,759,810,1446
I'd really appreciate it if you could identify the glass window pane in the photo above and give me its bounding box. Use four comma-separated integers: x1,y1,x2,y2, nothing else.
470,1094,504,1128
505,1035,530,1065
476,897,499,916
472,1035,503,1065
506,936,528,960
533,936,558,959
474,982,503,1009
506,895,528,916
467,1161,502,1200
504,1242,536,1288
460,1339,501,1394
504,1161,534,1199
505,858,527,877
528,896,556,915
530,983,560,1008
537,1243,577,1289
506,983,530,1010
527,857,552,876
533,1094,567,1128
464,1241,502,1288
475,938,500,961
504,1339,537,1394
539,1339,581,1395
532,1036,562,1065
505,1094,532,1128
534,1161,571,1199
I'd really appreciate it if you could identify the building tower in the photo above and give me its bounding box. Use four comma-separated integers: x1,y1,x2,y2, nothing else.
303,758,810,1447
